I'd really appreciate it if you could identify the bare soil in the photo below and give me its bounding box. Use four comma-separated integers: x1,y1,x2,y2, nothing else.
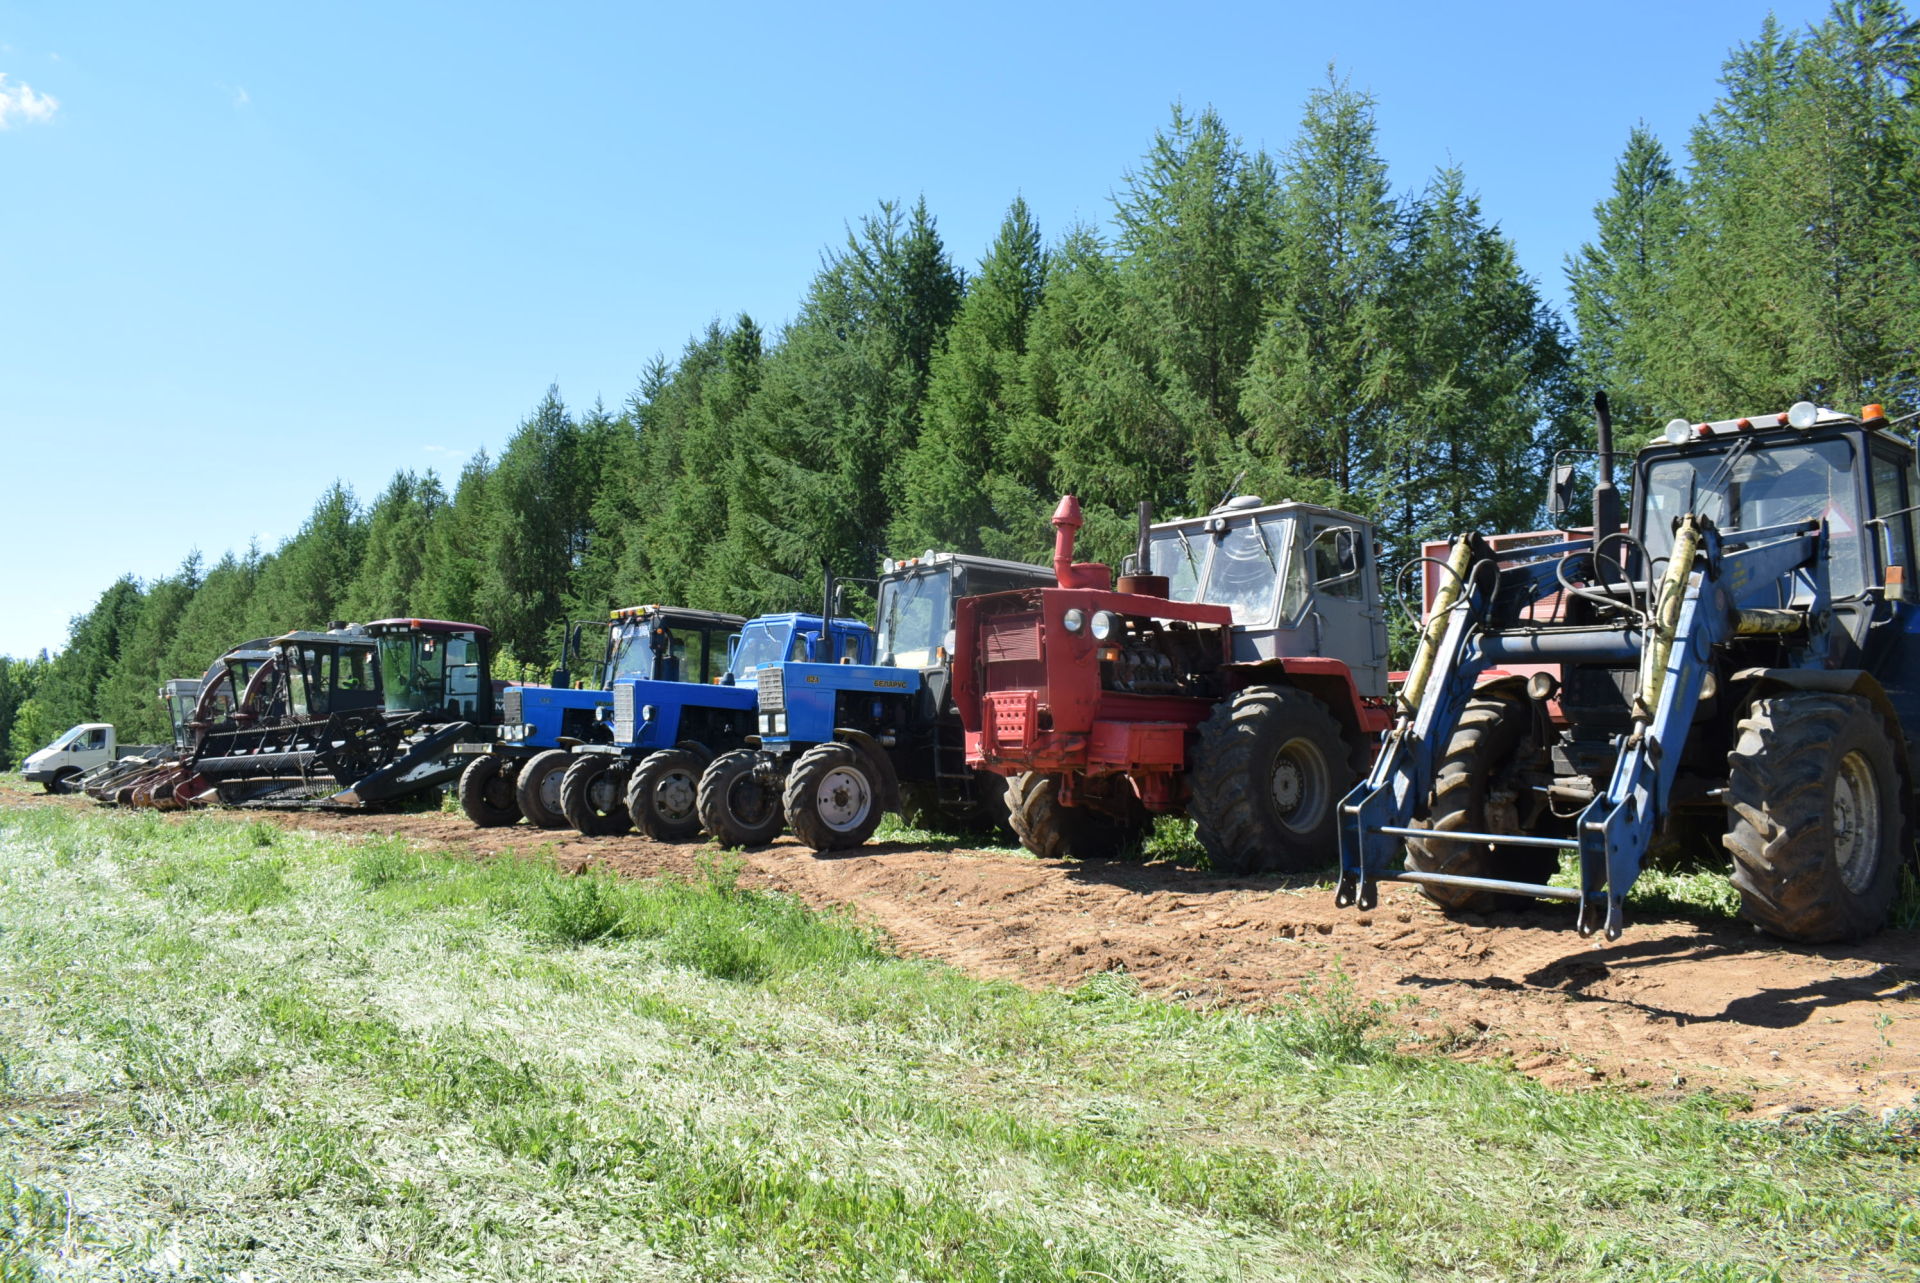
19,790,1920,1114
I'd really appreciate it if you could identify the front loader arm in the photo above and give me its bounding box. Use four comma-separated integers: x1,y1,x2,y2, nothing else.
1576,517,1823,937
1337,532,1594,909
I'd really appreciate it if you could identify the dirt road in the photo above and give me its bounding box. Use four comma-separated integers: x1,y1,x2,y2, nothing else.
21,793,1920,1114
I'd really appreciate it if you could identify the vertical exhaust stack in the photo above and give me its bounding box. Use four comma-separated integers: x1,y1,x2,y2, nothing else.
1050,495,1113,591
1116,499,1170,597
1592,391,1620,546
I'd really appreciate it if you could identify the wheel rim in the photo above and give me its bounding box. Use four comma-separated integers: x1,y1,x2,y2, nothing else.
1833,749,1882,894
729,771,777,828
1269,736,1330,835
538,768,566,815
814,765,873,833
652,768,697,824
588,771,623,816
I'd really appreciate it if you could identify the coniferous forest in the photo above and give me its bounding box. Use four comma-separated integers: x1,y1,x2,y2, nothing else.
7,5,1919,762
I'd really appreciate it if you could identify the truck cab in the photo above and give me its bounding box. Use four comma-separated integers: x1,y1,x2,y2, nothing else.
21,723,117,793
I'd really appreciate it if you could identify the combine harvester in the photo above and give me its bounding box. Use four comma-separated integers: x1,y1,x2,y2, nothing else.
952,495,1391,872
1340,395,1919,943
177,618,497,809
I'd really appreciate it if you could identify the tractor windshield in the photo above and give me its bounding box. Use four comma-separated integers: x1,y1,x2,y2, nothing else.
878,569,953,669
1199,517,1288,625
731,620,787,678
378,630,485,716
1641,437,1864,598
605,622,656,684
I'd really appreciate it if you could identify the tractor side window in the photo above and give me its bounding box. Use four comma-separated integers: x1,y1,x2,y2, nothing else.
1149,530,1205,602
1310,525,1364,600
1873,452,1913,597
445,635,480,709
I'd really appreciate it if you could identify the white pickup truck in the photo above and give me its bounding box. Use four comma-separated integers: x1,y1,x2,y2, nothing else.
19,724,154,794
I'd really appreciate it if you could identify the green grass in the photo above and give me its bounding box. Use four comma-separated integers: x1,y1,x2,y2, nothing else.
0,802,1913,1281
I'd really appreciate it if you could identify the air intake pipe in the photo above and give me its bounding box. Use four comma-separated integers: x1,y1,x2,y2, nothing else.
1051,495,1112,590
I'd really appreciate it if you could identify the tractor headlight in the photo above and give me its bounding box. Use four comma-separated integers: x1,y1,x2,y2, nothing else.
1662,418,1691,445
641,704,657,722
1788,400,1820,429
1062,608,1085,634
1090,610,1119,641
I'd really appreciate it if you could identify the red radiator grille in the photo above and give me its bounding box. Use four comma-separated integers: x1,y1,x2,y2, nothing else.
983,613,1042,663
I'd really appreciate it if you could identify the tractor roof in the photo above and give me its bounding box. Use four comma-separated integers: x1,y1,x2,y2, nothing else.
1647,401,1910,452
881,551,1054,579
363,618,492,638
1151,498,1373,533
606,605,747,629
271,629,375,648
749,612,873,632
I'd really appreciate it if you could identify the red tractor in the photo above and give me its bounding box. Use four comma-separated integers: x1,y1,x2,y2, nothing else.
954,495,1391,872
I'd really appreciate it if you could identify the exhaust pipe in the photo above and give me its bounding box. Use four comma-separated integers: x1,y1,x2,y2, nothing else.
1115,499,1170,597
1050,496,1112,591
1593,391,1620,544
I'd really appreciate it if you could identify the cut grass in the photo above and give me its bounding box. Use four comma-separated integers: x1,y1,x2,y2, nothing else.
0,802,1913,1281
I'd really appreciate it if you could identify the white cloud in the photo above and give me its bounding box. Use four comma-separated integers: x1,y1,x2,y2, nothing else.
0,73,58,128
232,85,250,108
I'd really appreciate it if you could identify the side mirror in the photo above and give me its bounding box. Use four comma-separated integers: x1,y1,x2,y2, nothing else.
1310,526,1362,589
1546,463,1577,518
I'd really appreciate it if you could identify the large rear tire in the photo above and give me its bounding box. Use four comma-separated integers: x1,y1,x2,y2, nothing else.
1725,692,1906,943
1406,687,1558,912
782,741,884,853
515,749,573,830
626,749,705,842
1188,684,1358,874
697,750,785,848
457,754,521,827
1005,772,1146,862
560,755,633,837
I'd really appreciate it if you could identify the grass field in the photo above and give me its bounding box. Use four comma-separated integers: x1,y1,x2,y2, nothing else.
0,802,1915,1281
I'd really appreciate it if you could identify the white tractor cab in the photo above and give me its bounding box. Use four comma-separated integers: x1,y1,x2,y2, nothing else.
21,724,121,793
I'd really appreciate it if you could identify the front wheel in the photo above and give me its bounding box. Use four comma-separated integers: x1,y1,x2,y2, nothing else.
1188,685,1358,874
1726,692,1906,943
1004,772,1146,862
1405,687,1559,912
560,755,633,837
697,750,785,848
457,754,521,827
46,767,82,795
627,749,705,842
782,742,884,853
515,749,573,830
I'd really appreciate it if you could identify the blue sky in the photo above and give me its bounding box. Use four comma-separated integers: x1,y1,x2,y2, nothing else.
0,0,1836,658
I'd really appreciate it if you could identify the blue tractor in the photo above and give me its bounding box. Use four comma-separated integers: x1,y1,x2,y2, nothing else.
560,610,871,838
1339,394,1920,944
699,553,1055,852
454,606,744,828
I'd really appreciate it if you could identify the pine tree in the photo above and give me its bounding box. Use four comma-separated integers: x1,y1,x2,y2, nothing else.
475,387,590,664
1565,125,1684,429
1241,74,1402,503
891,198,1048,555
343,471,447,620
245,484,366,635
418,452,494,628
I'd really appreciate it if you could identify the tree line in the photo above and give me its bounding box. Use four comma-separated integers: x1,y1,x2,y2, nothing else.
8,3,1917,763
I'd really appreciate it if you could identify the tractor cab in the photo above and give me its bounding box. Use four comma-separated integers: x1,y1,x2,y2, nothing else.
1146,497,1389,696
364,619,494,721
606,606,739,687
160,679,203,750
270,627,380,721
876,552,1062,675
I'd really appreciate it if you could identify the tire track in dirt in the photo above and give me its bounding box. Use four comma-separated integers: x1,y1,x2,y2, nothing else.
21,793,1920,1115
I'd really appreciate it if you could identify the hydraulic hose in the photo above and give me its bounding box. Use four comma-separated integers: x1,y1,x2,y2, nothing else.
1398,536,1475,715
1636,515,1699,722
